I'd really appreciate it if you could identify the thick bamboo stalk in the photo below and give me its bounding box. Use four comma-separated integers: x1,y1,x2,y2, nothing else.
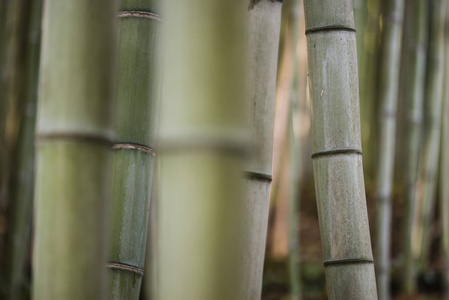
440,3,449,297
303,1,377,299
242,1,282,299
158,1,247,300
107,1,161,299
417,0,446,268
4,0,42,298
400,0,428,294
374,0,405,299
33,0,117,299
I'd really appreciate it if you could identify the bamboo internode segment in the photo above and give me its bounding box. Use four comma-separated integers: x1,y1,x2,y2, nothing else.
304,0,377,298
106,263,144,276
118,11,161,22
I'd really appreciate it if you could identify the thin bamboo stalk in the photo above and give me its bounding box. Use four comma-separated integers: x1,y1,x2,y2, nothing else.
242,1,282,299
440,3,449,298
4,0,43,298
107,1,161,299
417,0,446,269
33,0,117,299
158,1,247,299
0,0,31,290
303,0,377,298
288,1,303,299
374,0,405,299
400,0,428,295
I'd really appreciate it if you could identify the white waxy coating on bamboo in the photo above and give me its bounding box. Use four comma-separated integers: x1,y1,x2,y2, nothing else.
303,0,377,298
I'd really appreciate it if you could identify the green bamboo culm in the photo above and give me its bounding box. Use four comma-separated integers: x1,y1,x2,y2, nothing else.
158,0,247,299
243,1,282,299
33,0,117,299
303,0,378,298
417,0,447,269
400,0,428,295
4,0,43,298
375,0,405,298
107,1,161,299
440,2,449,297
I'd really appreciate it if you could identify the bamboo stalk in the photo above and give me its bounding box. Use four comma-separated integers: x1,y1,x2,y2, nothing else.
0,1,31,293
288,1,303,299
440,3,449,298
4,0,43,298
33,0,117,299
303,0,377,298
158,1,248,299
400,0,428,295
417,0,446,269
241,1,282,299
374,0,405,299
107,1,161,299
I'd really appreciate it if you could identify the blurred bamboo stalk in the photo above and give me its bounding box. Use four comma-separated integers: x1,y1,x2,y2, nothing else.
359,0,382,186
107,1,161,299
375,0,405,299
242,1,282,300
440,1,449,297
158,1,248,299
400,0,428,295
417,0,446,270
33,0,117,298
0,0,30,284
4,0,43,298
288,0,303,299
303,0,377,298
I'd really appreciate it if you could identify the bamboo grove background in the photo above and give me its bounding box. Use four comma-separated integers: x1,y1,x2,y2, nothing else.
0,0,449,299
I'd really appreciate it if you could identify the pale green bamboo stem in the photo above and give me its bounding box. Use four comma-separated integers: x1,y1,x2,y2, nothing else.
418,0,446,269
288,1,302,299
33,0,117,299
401,0,428,294
158,1,247,300
242,1,282,299
440,2,449,298
359,0,381,185
303,0,377,298
4,0,42,298
375,1,405,299
107,1,161,299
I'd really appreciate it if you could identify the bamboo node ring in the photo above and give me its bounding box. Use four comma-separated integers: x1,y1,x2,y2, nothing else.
118,11,162,22
305,25,356,35
311,148,362,159
112,143,156,156
244,171,273,182
323,257,374,267
106,262,144,276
